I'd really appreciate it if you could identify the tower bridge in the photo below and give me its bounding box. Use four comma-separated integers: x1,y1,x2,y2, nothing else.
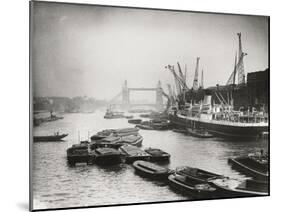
110,80,165,111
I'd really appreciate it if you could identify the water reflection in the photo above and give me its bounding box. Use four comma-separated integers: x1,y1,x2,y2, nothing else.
32,110,268,210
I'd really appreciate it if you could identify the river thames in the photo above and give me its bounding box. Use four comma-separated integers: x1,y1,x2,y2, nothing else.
32,110,268,210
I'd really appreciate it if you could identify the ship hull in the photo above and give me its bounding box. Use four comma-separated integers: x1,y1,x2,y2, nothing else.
169,115,268,138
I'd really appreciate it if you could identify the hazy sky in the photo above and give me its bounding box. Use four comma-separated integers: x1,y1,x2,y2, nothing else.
31,2,268,101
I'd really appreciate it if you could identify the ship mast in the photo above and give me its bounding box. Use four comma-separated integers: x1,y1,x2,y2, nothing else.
193,57,200,90
201,69,204,89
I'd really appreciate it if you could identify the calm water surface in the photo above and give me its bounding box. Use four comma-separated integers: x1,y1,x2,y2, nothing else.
32,110,268,210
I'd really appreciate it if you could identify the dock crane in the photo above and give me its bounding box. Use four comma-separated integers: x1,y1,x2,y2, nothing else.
237,32,246,84
226,33,247,85
177,62,188,90
167,84,175,104
165,65,183,95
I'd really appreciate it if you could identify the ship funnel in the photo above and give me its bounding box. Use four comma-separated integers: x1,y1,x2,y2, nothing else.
203,95,212,105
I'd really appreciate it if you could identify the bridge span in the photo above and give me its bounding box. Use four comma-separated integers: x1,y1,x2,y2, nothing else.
110,80,165,111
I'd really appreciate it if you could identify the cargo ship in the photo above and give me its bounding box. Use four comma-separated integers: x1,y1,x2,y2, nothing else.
166,33,268,138
169,94,268,138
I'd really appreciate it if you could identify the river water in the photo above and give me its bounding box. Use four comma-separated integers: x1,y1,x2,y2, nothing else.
32,110,268,210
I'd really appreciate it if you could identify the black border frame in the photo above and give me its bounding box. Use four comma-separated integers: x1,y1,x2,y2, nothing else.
29,1,270,211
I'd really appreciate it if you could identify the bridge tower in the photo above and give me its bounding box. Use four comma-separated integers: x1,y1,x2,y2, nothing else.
122,80,129,107
156,81,164,111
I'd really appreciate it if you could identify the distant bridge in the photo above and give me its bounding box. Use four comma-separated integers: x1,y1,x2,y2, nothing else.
110,80,164,111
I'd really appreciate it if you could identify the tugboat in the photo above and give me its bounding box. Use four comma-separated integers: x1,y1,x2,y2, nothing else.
104,108,125,119
45,112,64,122
228,152,268,181
34,132,68,142
94,147,124,165
144,148,171,162
119,145,151,163
133,160,173,179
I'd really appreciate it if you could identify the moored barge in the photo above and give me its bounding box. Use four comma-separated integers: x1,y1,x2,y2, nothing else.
133,160,172,179
168,174,217,199
119,145,151,163
94,148,123,165
228,153,268,181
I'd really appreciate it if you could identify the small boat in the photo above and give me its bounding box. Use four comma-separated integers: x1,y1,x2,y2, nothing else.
209,177,268,197
172,128,187,133
125,115,134,119
34,133,68,142
144,148,170,162
140,113,151,118
119,145,151,163
136,120,170,131
175,166,223,183
118,134,143,147
104,109,125,119
168,174,217,198
228,153,268,181
186,128,214,138
45,114,64,122
66,143,94,166
133,161,173,179
152,122,170,130
128,119,142,124
94,147,123,165
135,124,154,130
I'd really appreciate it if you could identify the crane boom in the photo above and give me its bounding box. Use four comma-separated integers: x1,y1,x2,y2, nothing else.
237,33,246,84
177,62,188,89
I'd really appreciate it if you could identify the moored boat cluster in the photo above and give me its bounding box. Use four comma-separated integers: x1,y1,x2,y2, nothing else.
66,127,171,166
65,126,268,199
